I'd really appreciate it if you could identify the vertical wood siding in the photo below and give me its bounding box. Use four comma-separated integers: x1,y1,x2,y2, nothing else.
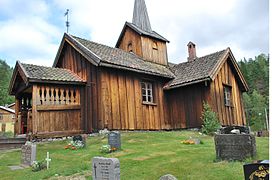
166,83,208,128
118,27,168,65
209,58,246,126
57,44,98,132
98,68,170,130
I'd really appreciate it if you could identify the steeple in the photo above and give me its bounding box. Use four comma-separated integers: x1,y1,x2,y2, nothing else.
132,0,152,32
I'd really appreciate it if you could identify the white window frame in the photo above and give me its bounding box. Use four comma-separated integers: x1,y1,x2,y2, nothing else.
141,82,154,103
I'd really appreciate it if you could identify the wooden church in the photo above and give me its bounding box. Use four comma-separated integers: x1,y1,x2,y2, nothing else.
9,0,248,137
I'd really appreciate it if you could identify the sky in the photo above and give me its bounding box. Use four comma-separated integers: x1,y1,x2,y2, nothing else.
0,0,269,67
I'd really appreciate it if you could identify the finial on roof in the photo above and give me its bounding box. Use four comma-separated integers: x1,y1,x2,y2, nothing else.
132,0,152,32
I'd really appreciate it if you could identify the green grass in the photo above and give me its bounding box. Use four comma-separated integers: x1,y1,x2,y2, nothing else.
0,131,269,180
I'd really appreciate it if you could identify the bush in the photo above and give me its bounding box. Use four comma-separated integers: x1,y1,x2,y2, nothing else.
32,161,46,172
201,102,221,135
0,131,14,138
100,145,111,154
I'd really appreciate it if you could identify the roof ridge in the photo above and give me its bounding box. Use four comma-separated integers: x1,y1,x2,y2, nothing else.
21,62,67,70
174,48,228,67
71,34,171,69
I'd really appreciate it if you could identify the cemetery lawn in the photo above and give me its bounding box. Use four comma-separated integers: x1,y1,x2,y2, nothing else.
0,131,269,180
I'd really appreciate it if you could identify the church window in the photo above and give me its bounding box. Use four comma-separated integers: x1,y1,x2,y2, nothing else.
224,85,232,106
141,82,154,103
152,41,158,50
128,43,133,53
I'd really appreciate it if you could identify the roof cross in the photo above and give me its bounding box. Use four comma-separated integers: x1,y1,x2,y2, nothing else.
64,9,70,33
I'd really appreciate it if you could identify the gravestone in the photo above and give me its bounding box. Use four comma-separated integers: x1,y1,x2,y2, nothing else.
73,134,86,147
92,157,120,180
108,131,121,150
21,143,36,166
214,134,256,161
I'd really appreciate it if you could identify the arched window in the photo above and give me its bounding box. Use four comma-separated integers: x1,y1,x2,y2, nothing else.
152,41,158,50
128,43,133,53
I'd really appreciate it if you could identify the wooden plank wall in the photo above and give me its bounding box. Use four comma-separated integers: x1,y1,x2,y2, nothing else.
56,44,98,132
141,36,168,65
166,83,208,128
118,27,142,58
118,27,168,65
31,85,82,135
209,58,246,126
98,68,171,130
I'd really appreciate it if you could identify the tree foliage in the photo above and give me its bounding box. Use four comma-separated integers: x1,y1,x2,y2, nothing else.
238,54,269,131
201,102,221,135
0,59,14,105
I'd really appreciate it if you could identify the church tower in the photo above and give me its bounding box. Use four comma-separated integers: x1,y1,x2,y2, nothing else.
116,0,169,65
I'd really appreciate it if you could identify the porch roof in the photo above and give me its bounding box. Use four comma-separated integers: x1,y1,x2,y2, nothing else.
9,61,86,95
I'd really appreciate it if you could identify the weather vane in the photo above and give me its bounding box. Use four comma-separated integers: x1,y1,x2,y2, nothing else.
64,9,70,33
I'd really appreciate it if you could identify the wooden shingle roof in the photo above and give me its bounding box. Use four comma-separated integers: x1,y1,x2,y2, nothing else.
116,22,169,48
62,34,174,78
20,63,85,84
165,48,248,91
165,49,228,89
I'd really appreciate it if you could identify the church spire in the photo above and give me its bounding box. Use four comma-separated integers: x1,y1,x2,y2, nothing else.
132,0,152,32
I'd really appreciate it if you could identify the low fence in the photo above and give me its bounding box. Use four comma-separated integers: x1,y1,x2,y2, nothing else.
0,137,26,150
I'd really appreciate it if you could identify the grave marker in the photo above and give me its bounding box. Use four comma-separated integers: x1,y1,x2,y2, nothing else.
92,157,120,180
45,152,51,169
21,143,36,166
108,131,121,150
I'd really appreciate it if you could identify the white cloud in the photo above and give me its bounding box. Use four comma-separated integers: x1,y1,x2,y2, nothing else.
0,0,269,66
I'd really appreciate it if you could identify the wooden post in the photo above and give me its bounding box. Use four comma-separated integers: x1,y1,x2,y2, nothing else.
14,98,20,135
32,85,38,134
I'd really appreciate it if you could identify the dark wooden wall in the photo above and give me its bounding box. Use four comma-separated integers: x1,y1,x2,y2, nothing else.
208,58,246,126
118,27,168,65
166,83,208,128
56,43,99,132
56,41,246,132
97,68,171,130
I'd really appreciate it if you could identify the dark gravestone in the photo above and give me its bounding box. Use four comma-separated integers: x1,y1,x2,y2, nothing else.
244,160,269,180
92,157,120,180
73,135,83,142
214,134,256,161
108,131,121,150
21,143,36,166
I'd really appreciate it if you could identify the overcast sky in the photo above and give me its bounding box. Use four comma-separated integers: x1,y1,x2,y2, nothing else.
0,0,269,67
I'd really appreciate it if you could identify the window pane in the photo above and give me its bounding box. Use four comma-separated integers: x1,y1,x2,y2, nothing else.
148,96,152,102
143,95,147,102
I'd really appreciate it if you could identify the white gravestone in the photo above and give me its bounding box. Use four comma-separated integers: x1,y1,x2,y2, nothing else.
21,143,36,166
92,157,120,180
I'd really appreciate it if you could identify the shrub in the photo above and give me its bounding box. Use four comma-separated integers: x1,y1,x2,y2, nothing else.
100,145,111,154
32,161,46,172
201,102,221,135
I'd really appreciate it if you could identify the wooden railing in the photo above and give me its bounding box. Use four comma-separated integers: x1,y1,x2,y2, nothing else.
35,86,80,106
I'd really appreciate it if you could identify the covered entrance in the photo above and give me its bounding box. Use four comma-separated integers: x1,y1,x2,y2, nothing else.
9,62,86,138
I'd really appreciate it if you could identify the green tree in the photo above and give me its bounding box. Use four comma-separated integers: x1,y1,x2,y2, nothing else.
201,102,221,135
0,59,14,105
244,90,267,131
239,54,269,131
